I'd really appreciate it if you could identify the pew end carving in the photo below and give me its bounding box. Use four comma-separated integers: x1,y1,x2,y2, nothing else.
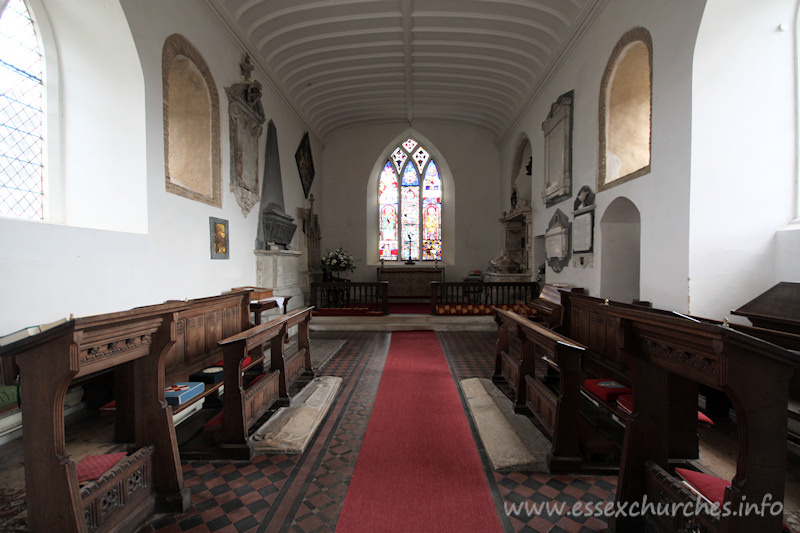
0,304,190,533
608,305,800,533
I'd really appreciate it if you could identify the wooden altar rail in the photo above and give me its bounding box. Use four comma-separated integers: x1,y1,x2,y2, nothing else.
608,305,800,533
310,282,388,315
430,282,539,313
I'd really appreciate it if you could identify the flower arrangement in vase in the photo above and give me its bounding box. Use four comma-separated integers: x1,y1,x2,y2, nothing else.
321,247,357,281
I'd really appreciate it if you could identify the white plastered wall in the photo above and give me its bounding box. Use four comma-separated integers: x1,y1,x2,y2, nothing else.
0,0,315,333
498,0,705,311
690,0,798,321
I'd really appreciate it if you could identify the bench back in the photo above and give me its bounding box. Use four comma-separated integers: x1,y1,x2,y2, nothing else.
560,291,641,384
166,292,251,382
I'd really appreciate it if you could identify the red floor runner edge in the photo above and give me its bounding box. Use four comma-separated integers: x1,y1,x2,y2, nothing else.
336,330,502,532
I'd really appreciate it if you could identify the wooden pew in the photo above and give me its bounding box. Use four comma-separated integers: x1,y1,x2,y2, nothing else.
216,307,315,458
114,292,256,444
608,305,800,533
0,303,190,533
526,284,583,331
492,308,587,472
495,291,700,471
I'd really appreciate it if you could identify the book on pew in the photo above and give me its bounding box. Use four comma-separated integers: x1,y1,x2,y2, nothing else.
0,317,69,346
164,382,204,405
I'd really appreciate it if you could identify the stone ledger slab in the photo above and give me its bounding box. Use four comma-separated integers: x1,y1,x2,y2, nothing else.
460,377,549,472
252,375,342,454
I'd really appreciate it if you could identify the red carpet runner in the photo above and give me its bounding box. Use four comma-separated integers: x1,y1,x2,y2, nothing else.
336,331,502,532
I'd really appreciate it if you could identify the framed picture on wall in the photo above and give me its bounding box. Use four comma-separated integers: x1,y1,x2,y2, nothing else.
295,132,315,199
209,217,229,259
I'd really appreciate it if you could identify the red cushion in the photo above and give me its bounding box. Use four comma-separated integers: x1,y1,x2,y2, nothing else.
213,356,252,368
204,411,224,432
697,411,714,426
248,373,266,387
616,393,633,414
75,452,127,483
675,468,729,505
584,379,632,401
616,395,714,426
99,400,116,412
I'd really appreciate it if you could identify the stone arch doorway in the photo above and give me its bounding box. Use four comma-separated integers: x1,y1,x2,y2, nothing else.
600,197,641,302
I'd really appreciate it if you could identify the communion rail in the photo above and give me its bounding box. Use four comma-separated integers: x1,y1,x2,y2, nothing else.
430,282,540,315
310,281,389,315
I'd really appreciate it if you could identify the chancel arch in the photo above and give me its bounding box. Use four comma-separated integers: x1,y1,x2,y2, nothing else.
600,196,641,303
599,27,653,190
366,130,455,265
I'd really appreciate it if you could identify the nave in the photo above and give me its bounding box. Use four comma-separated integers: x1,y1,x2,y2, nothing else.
140,330,616,532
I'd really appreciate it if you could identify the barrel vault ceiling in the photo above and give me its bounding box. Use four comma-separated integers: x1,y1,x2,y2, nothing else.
205,0,604,144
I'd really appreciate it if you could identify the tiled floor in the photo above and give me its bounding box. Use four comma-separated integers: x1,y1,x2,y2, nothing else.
140,330,618,533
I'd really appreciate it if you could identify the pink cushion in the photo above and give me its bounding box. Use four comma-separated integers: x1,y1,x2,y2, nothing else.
675,468,729,505
75,452,127,483
584,379,632,401
697,411,714,426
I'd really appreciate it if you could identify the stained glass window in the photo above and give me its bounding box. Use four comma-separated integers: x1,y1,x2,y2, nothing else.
0,0,44,220
379,138,442,261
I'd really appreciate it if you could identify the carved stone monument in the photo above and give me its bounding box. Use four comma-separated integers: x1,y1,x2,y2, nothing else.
297,194,322,302
256,121,297,250
485,203,533,283
254,120,301,311
225,55,265,216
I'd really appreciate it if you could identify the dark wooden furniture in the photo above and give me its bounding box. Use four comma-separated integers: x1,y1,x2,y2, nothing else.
310,281,389,315
431,281,539,314
608,305,800,533
526,284,583,330
0,303,190,533
495,290,699,472
493,308,587,472
731,281,800,333
216,307,314,457
377,266,444,299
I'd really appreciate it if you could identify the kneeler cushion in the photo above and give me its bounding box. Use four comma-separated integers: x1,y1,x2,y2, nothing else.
617,394,716,426
697,410,714,426
675,467,729,505
214,356,252,368
204,411,224,432
76,452,127,483
584,379,632,401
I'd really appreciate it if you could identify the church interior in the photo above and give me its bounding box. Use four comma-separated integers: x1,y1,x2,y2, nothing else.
1,0,800,531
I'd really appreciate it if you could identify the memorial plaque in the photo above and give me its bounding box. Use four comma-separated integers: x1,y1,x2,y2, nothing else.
573,212,593,253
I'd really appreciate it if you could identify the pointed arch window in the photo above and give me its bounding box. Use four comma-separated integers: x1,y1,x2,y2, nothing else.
0,0,44,219
379,138,442,261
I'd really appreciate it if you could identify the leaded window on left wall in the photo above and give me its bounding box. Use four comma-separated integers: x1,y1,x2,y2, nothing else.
378,138,442,262
0,0,44,220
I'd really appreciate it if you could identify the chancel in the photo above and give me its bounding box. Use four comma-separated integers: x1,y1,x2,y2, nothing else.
1,1,799,532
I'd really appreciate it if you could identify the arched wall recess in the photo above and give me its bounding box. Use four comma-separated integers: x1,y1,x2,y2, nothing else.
600,196,641,302
598,27,653,191
162,34,222,207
